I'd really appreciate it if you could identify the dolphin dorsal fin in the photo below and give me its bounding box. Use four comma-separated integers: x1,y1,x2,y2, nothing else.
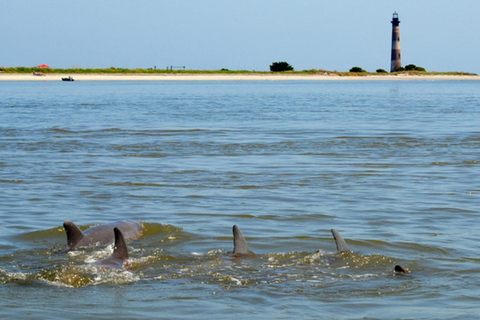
63,221,84,250
331,229,351,252
233,225,251,255
111,227,129,261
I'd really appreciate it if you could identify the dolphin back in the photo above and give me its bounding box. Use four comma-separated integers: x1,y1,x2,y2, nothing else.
233,225,253,256
64,220,143,250
63,221,85,251
331,229,351,252
94,227,129,269
112,227,129,261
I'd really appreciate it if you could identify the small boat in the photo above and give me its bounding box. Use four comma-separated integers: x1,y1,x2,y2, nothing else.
62,76,74,81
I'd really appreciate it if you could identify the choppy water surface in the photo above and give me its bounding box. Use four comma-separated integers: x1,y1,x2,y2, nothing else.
0,80,479,319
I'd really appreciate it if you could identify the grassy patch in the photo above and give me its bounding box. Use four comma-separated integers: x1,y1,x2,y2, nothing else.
0,66,476,76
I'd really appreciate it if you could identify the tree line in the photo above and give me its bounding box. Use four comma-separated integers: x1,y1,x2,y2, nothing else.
270,62,427,73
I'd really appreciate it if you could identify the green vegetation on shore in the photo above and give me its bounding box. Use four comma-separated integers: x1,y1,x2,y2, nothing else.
0,66,257,74
0,66,476,76
270,61,294,72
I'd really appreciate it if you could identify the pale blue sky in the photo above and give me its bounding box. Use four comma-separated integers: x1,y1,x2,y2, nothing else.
2,0,479,73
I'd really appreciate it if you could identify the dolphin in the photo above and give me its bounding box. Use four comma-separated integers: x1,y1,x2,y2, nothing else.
330,229,409,273
232,225,254,257
94,227,129,269
330,229,351,253
63,220,143,251
394,265,410,274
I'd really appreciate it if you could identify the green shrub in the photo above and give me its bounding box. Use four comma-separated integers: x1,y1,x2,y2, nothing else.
404,64,426,72
376,68,387,73
270,61,294,72
404,64,417,71
349,66,366,73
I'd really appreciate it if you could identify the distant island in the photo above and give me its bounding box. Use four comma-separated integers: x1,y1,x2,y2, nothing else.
0,66,476,77
0,66,478,82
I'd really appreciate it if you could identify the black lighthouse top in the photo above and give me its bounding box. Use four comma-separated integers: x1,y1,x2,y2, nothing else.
391,12,400,25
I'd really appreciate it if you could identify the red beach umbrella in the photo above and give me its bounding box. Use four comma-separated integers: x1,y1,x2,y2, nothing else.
37,64,50,68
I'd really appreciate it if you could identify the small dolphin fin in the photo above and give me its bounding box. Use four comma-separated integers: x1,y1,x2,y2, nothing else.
63,221,85,250
394,265,409,274
233,225,252,256
111,227,129,261
331,229,351,252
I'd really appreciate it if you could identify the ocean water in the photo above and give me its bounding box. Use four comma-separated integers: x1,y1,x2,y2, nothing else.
0,80,479,319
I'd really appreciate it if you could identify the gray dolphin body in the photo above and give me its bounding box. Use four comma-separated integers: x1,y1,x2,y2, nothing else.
232,225,254,257
94,227,129,269
330,229,351,253
330,229,409,273
63,220,143,251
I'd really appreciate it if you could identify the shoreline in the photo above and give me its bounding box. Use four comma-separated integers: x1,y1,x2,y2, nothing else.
1,73,479,81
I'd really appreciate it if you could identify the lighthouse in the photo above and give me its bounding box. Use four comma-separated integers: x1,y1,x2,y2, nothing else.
390,12,402,72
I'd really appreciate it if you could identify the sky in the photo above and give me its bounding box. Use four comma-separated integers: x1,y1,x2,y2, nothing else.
1,0,480,74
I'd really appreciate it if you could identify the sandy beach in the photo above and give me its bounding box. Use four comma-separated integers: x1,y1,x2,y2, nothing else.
0,73,478,81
